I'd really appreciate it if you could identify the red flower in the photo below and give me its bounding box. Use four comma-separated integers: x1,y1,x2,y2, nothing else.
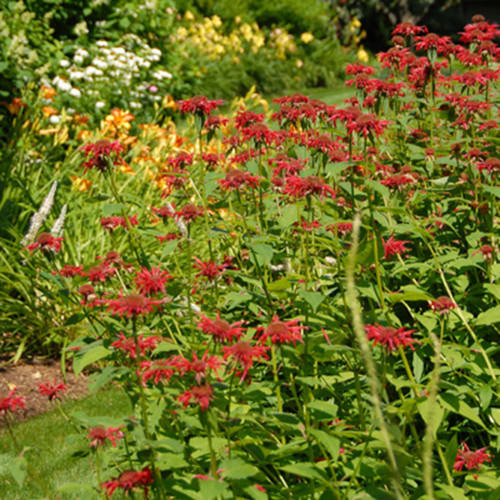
429,296,455,315
453,442,492,472
101,466,153,499
141,357,180,385
326,222,353,237
383,236,410,259
100,215,138,232
178,351,223,384
0,387,26,415
234,109,264,129
26,232,64,253
258,315,306,346
178,95,224,116
392,22,428,37
174,204,204,223
111,332,162,359
88,261,116,283
222,341,269,381
88,426,124,448
218,169,261,190
346,113,391,138
78,284,98,306
102,293,165,317
134,266,172,295
80,139,124,174
197,313,245,343
283,175,335,200
38,380,67,402
476,157,500,175
54,265,86,277
194,257,225,282
240,123,277,146
365,324,419,352
204,114,229,130
178,384,214,410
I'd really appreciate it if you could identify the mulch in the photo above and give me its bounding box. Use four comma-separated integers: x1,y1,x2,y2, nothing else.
0,357,89,425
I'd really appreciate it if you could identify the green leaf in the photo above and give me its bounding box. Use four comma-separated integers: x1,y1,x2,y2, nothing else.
386,291,431,303
439,392,486,429
9,456,27,487
278,205,298,228
280,463,327,482
219,458,259,479
417,398,444,438
445,435,458,470
491,408,500,426
307,401,338,420
437,484,468,500
157,453,188,470
249,243,274,265
102,203,127,216
476,306,500,325
311,429,340,460
73,344,111,377
268,278,291,292
298,291,325,312
198,478,229,500
161,239,180,258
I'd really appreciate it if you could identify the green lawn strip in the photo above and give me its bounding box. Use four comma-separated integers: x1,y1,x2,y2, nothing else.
0,387,131,500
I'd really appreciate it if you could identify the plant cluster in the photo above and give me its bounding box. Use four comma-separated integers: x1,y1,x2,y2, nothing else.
2,15,500,499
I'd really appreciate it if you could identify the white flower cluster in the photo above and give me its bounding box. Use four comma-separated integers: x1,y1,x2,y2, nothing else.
51,34,172,111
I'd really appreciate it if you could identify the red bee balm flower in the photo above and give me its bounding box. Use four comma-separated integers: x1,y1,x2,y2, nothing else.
383,236,410,259
430,296,456,315
178,384,214,410
0,388,25,415
26,232,64,253
101,467,153,499
38,380,67,402
88,426,124,448
178,96,224,116
134,266,172,295
102,293,165,317
197,313,245,343
80,139,124,174
194,257,225,282
222,341,269,381
178,351,223,384
283,175,335,199
258,315,306,346
218,169,260,190
365,324,419,352
453,442,492,472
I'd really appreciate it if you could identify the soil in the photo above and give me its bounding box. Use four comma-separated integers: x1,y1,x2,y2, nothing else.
0,358,88,424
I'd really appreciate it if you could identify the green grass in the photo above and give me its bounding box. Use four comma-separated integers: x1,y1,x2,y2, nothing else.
268,85,356,106
0,387,132,500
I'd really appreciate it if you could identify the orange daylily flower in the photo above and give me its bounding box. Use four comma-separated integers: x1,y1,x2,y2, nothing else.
3,98,27,115
41,85,57,101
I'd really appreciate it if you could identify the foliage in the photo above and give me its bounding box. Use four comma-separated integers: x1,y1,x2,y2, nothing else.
2,16,499,498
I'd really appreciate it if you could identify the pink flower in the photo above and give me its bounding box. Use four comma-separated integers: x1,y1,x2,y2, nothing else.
197,313,245,343
88,426,124,448
453,442,492,472
38,380,67,402
134,266,172,295
383,236,410,259
178,384,214,410
365,324,419,352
